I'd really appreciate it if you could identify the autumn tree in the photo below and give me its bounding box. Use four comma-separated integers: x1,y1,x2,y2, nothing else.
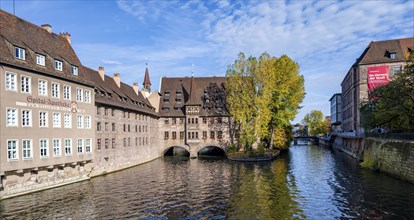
225,53,257,150
302,110,330,136
225,52,305,151
360,51,414,132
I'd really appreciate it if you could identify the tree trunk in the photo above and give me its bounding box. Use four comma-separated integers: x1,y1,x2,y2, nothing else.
269,126,275,150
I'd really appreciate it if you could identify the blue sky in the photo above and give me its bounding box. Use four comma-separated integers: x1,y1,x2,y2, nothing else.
1,0,413,123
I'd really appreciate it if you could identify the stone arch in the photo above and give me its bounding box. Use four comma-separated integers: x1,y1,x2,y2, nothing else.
163,146,190,157
197,145,227,157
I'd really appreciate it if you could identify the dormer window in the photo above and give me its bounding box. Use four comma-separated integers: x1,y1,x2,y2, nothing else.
55,60,63,71
36,54,45,66
390,53,397,59
15,47,25,60
71,65,78,76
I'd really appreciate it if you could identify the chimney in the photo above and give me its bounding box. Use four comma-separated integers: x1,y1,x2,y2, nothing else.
132,82,139,95
98,66,105,81
41,24,52,33
60,32,71,44
113,73,121,88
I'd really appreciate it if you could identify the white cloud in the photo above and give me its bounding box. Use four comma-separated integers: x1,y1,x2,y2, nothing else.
110,0,413,122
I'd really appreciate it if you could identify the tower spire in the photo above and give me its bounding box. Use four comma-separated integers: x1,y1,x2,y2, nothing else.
142,58,151,93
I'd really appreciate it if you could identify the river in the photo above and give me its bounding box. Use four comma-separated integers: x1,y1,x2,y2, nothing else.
1,145,413,219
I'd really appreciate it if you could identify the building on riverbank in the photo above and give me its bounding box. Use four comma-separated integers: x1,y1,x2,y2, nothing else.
0,10,95,197
83,66,160,176
340,38,414,135
158,76,231,157
329,93,342,132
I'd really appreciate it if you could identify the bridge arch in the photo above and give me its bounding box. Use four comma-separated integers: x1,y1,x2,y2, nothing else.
197,145,226,157
163,146,190,157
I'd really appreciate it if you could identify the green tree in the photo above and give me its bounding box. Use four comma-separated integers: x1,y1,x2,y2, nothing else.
226,52,305,151
225,52,256,150
360,52,414,132
302,110,329,136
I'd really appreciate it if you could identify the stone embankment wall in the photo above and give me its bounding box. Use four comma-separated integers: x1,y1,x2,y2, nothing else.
333,135,365,160
362,138,414,184
0,162,94,199
333,135,414,184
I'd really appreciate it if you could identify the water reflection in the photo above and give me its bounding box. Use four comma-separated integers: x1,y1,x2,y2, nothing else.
1,145,414,219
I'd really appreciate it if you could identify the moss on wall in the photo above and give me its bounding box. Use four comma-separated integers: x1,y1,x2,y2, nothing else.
361,138,414,183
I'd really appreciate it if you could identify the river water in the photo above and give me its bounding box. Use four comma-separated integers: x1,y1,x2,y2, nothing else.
1,145,413,219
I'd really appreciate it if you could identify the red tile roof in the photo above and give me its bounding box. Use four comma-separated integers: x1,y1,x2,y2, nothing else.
159,76,228,117
143,67,151,85
0,9,92,86
82,66,157,116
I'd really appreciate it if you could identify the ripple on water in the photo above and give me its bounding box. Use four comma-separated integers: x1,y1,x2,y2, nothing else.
1,146,414,219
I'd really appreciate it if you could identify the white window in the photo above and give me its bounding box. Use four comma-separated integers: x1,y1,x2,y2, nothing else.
84,90,91,103
39,111,48,127
40,139,49,158
7,140,18,160
77,138,84,154
53,139,61,156
7,108,18,127
36,54,45,66
390,53,397,59
393,65,402,75
6,72,17,91
22,109,32,127
52,112,61,128
77,114,83,128
21,76,31,93
76,88,83,102
22,139,32,159
64,113,72,128
51,82,60,98
63,85,71,100
85,138,92,153
65,139,72,155
85,115,91,129
71,65,78,76
38,79,48,96
15,46,25,60
55,60,63,71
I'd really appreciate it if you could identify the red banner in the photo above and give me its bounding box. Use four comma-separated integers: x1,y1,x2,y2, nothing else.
367,66,389,91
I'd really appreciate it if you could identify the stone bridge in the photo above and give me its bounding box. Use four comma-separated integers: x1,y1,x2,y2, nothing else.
162,141,228,158
292,136,319,145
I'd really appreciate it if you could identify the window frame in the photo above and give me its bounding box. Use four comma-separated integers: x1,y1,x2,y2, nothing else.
76,88,83,102
21,75,31,93
85,138,92,153
64,113,72,128
53,138,62,157
77,114,84,129
55,60,63,71
6,107,18,127
5,72,17,91
40,139,49,158
65,138,72,156
39,111,48,127
51,82,60,98
63,85,71,100
85,115,91,129
38,79,48,96
21,109,32,127
36,54,45,66
77,138,84,154
52,112,61,128
84,90,91,103
71,65,78,76
15,46,25,60
7,139,19,160
22,139,33,160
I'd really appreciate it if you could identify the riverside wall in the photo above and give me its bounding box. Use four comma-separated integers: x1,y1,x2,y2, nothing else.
333,134,414,184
